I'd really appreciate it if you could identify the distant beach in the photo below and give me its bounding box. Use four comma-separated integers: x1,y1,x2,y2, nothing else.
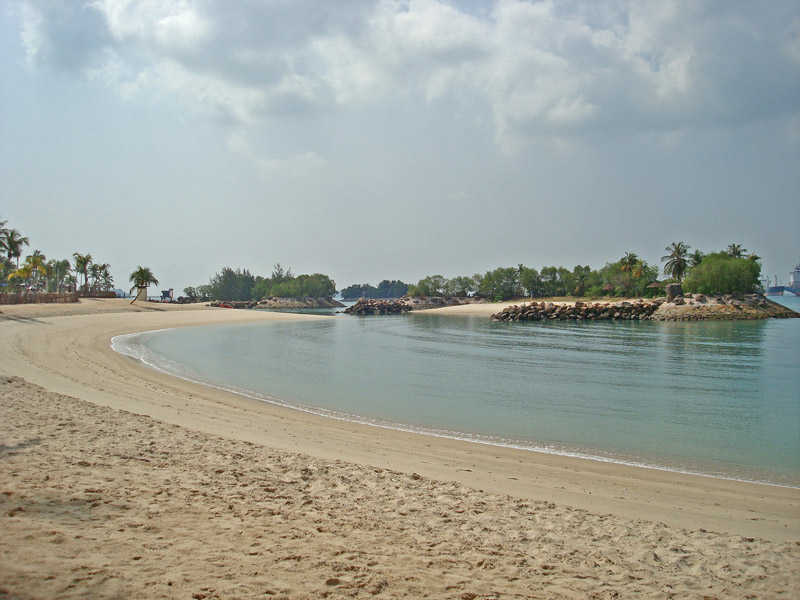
1,298,799,598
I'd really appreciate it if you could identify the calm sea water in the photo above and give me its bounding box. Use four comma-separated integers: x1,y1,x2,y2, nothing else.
113,295,800,487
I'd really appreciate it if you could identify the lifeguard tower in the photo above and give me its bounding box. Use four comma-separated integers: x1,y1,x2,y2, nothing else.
135,281,150,302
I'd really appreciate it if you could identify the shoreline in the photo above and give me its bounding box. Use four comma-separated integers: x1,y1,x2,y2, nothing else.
2,298,799,597
113,327,799,491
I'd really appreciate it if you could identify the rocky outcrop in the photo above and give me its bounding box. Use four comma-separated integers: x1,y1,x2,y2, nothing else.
210,297,345,310
343,298,412,315
491,299,663,322
491,294,799,322
650,293,798,321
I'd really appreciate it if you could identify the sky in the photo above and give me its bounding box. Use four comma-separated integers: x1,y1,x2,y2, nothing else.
1,0,799,294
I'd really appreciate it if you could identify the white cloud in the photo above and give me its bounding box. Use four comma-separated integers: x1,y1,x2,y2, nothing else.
15,0,800,150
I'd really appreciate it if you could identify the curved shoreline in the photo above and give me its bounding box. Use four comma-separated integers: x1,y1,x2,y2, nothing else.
112,327,798,490
1,299,798,544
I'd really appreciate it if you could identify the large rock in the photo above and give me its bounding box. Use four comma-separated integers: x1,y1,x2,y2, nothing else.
665,283,683,302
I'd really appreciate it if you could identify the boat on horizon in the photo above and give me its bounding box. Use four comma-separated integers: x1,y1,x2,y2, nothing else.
764,264,800,296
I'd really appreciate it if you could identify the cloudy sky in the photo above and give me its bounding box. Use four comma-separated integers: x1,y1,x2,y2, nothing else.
1,0,799,294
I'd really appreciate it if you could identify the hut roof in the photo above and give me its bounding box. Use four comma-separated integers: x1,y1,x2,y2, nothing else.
602,283,615,290
647,281,663,288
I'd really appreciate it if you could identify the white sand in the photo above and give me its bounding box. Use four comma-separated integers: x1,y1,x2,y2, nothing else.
1,298,798,598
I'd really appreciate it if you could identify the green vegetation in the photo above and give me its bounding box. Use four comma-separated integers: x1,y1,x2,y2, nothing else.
194,263,337,302
340,280,409,299
1,216,114,296
682,252,761,295
662,242,691,282
406,257,657,302
405,242,761,301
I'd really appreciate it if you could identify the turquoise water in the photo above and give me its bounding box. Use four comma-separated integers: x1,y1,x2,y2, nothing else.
113,296,800,487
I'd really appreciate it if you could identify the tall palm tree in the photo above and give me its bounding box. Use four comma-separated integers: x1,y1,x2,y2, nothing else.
129,266,159,303
726,243,746,258
3,229,29,268
73,252,93,295
662,242,691,282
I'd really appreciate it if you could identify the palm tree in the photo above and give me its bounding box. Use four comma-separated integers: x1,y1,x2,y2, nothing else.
3,228,29,268
73,252,93,295
99,264,114,291
47,258,72,292
631,260,644,280
8,253,47,292
620,252,639,274
662,242,691,282
129,266,159,303
26,251,48,291
89,263,102,293
726,243,746,258
7,263,32,292
688,249,705,268
572,265,591,296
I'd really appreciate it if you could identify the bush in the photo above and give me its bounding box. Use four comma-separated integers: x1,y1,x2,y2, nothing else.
683,253,761,295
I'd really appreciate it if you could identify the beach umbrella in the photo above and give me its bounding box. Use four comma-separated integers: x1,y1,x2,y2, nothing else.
647,281,662,289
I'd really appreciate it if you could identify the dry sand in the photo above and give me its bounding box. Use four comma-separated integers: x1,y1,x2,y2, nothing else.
1,298,798,599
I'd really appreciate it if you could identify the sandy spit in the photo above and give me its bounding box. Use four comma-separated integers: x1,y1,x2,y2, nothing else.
1,298,799,599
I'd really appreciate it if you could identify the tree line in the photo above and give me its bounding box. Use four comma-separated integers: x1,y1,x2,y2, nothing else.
340,280,410,299
1,216,114,295
184,264,336,302
1,215,164,302
405,243,762,301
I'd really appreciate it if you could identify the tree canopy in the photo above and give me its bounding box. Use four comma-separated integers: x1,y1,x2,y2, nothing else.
662,242,691,282
682,253,761,295
196,264,337,301
340,280,409,299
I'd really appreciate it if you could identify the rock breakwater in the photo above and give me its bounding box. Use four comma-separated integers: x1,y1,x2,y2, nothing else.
343,298,412,315
492,299,661,322
491,294,798,322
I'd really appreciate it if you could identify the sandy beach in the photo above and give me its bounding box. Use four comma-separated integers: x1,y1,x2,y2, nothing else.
1,298,798,599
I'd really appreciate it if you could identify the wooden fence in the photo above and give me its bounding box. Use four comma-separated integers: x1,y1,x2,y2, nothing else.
0,292,81,305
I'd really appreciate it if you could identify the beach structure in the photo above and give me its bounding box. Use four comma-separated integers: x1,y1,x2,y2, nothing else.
135,282,149,302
